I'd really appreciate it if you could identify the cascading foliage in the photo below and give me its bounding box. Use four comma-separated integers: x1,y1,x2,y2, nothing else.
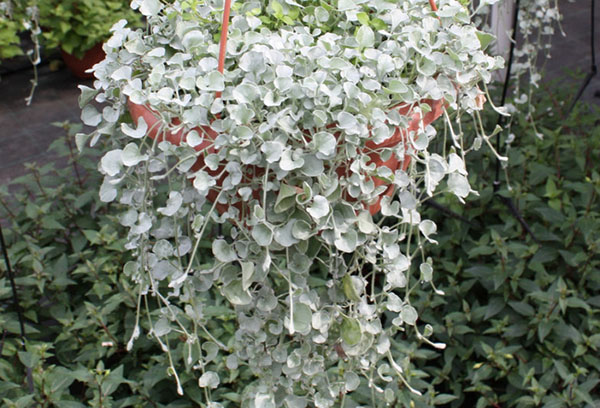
78,0,504,406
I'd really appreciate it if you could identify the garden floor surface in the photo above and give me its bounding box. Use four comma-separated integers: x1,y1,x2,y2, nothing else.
0,0,599,186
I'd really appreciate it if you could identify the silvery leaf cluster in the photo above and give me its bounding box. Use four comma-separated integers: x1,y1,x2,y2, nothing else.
80,0,503,405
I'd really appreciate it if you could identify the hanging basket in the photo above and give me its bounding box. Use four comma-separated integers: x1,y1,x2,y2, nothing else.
127,0,445,216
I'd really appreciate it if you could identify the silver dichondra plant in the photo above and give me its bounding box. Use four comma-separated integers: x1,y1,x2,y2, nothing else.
472,0,562,114
79,0,503,405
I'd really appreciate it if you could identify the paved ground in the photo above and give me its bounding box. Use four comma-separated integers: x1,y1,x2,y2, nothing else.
0,0,598,186
543,0,600,103
0,62,92,185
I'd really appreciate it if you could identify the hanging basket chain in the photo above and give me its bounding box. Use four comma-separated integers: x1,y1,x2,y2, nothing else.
215,0,232,99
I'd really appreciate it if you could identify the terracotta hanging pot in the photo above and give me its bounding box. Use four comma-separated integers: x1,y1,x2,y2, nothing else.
127,98,444,216
332,98,445,214
126,0,445,217
60,42,105,79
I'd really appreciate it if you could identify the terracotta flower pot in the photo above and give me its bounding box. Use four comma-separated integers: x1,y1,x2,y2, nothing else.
127,99,444,216
60,42,105,79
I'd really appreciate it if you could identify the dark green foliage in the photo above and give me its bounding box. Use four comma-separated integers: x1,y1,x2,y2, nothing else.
0,16,22,59
410,85,600,407
0,123,201,407
2,79,599,407
38,0,141,58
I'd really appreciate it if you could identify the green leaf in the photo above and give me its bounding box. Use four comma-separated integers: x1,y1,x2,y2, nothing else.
370,18,387,31
565,296,591,311
484,297,505,320
18,351,40,368
342,274,360,301
42,216,65,230
434,394,459,405
356,12,370,25
341,317,361,346
271,1,283,16
55,401,86,408
508,301,535,317
475,31,495,49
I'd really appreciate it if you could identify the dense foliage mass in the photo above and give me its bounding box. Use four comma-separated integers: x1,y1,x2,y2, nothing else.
1,81,598,407
0,125,205,407
78,0,504,405
38,0,141,58
0,0,595,406
408,83,600,407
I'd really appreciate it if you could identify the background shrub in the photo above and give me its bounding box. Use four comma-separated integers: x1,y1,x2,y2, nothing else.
0,124,203,407
1,79,599,407
406,80,600,407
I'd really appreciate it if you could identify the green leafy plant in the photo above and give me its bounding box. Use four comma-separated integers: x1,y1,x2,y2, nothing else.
77,0,506,405
402,79,600,407
1,0,42,104
38,0,141,58
0,122,217,407
0,16,22,59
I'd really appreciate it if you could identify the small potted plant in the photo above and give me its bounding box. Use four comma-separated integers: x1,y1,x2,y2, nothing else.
0,11,23,61
79,0,503,405
1,0,42,104
38,0,141,78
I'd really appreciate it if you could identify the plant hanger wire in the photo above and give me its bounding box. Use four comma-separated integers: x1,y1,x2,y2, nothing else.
216,0,232,98
567,0,597,114
0,223,34,393
491,0,539,243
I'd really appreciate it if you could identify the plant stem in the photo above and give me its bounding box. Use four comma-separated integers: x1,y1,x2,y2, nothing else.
65,131,84,188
